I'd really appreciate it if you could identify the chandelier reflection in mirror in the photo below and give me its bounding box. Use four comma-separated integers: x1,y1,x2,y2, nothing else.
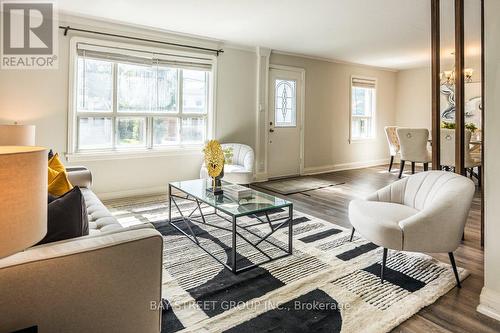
275,79,297,127
440,68,474,85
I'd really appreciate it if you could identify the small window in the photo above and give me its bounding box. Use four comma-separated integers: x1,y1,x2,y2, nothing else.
350,77,376,141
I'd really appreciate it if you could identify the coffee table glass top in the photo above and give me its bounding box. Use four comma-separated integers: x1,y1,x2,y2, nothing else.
169,179,292,217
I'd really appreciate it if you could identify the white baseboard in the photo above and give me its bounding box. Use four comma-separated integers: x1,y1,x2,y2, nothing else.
253,172,269,182
302,158,390,176
96,186,167,200
477,287,500,322
95,159,388,198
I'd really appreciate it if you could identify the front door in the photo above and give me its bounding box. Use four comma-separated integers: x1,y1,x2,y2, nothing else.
268,67,303,179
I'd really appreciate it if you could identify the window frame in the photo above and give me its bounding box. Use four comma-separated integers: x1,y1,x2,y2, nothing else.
349,75,377,143
66,37,217,161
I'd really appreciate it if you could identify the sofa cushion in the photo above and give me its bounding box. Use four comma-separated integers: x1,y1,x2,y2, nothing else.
81,188,123,234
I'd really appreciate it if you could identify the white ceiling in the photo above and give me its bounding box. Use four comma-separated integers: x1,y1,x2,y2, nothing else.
58,0,482,70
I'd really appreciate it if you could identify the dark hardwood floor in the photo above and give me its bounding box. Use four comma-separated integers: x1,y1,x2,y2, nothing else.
251,164,500,333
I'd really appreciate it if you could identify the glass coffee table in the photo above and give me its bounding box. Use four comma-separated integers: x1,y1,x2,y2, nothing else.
168,179,293,274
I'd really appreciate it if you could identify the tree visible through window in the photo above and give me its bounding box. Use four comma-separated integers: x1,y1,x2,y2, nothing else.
351,77,376,140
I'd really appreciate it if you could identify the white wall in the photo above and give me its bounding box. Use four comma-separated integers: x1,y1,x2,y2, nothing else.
215,48,256,145
478,0,500,322
0,15,257,198
395,67,432,129
269,53,398,173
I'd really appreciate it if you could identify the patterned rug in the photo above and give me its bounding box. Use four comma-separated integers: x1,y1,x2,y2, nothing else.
104,195,468,333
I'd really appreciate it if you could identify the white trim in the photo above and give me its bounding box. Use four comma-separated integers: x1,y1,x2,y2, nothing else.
96,186,167,200
65,146,202,162
59,12,404,72
254,172,269,183
477,287,500,322
349,75,378,143
255,47,271,175
271,49,399,73
209,59,218,140
267,64,306,176
59,11,223,49
302,158,390,176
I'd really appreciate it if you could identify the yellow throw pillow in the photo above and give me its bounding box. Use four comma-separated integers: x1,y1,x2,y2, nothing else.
48,153,66,173
48,167,59,184
48,169,73,196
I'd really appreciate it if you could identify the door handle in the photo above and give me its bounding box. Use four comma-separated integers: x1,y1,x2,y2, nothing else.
269,128,275,133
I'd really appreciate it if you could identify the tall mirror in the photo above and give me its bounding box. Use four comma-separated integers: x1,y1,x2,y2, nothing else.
435,0,483,245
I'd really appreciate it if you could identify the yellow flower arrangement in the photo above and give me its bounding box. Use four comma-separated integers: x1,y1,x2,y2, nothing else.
204,140,225,179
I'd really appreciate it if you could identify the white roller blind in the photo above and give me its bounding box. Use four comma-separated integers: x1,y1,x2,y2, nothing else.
76,42,213,70
352,77,376,89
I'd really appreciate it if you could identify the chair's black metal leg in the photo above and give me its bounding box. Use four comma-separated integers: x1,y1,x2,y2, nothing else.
388,156,394,172
349,227,355,242
448,252,461,288
381,248,388,283
398,160,405,178
424,163,429,171
411,162,416,174
478,166,482,187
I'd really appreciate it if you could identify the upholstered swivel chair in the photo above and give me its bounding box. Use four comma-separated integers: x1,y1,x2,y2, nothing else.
348,171,475,287
200,143,255,185
440,128,482,183
384,126,400,172
396,128,431,178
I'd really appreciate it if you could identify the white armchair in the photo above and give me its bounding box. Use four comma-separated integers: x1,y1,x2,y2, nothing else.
348,171,475,287
200,143,255,185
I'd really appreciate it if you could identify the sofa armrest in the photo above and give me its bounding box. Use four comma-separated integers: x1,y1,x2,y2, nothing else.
0,228,163,333
67,166,93,188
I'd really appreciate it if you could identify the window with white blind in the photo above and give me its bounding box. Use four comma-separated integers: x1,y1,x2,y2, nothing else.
350,77,377,141
68,38,215,157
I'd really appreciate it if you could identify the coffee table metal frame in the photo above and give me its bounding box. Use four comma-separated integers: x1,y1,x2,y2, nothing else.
168,183,293,274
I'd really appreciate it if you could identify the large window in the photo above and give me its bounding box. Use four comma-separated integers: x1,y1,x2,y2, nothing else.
350,77,376,141
70,40,213,155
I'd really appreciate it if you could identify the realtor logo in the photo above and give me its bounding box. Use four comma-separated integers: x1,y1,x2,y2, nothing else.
1,1,58,69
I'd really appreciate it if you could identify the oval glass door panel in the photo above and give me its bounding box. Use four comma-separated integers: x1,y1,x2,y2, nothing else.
275,79,297,127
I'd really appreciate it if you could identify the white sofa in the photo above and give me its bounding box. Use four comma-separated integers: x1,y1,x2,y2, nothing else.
349,171,475,287
200,143,254,185
0,168,163,333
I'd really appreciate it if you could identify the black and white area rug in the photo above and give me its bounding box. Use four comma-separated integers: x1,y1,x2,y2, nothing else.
105,195,468,333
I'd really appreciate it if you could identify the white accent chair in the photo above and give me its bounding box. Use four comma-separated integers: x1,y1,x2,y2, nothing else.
384,126,400,172
440,128,482,183
348,171,475,287
396,128,432,178
200,143,255,185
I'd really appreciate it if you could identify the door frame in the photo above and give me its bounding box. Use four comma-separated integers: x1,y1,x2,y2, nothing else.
267,64,306,178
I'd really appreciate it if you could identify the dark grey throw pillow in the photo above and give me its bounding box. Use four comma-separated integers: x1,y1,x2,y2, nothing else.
37,187,89,245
